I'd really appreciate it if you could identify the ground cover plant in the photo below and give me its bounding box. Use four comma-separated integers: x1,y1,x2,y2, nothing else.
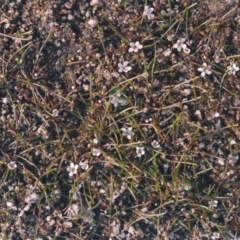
0,0,240,239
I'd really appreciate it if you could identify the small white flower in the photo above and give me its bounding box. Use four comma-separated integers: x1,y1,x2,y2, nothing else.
118,61,132,73
121,127,134,140
214,112,220,118
7,161,17,170
211,232,220,240
92,148,101,156
111,93,123,107
52,109,59,117
227,63,239,75
2,97,9,104
79,161,89,170
151,140,160,149
92,138,98,144
197,63,212,77
136,147,145,157
143,6,154,20
7,201,17,210
173,38,186,52
128,41,143,53
230,139,236,145
7,201,14,207
67,162,79,177
163,163,169,172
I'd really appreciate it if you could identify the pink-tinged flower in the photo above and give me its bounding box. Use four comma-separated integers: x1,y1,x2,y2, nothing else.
111,93,123,107
118,61,132,73
79,161,89,170
67,162,79,177
92,148,101,156
136,147,145,157
151,140,160,149
197,63,212,77
129,41,143,53
7,161,17,170
121,127,134,140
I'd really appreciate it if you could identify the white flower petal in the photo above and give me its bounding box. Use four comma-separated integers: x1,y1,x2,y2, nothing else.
201,72,205,77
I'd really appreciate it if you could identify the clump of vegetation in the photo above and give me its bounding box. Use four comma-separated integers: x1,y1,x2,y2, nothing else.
0,0,240,239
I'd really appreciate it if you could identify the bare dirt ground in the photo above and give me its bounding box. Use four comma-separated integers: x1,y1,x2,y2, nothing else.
1,0,240,239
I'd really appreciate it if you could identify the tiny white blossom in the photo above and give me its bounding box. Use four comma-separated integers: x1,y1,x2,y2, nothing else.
209,200,218,208
67,162,79,177
2,97,9,104
111,93,123,107
143,6,154,20
7,161,17,170
63,221,73,228
173,38,186,52
163,163,169,172
227,63,239,75
7,201,14,207
121,127,134,140
151,140,160,149
92,138,98,144
7,201,17,210
79,161,89,170
112,193,120,202
92,148,101,156
211,232,220,240
197,63,212,77
128,41,142,53
52,109,59,117
214,112,220,118
230,139,236,145
136,147,145,157
118,61,132,73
